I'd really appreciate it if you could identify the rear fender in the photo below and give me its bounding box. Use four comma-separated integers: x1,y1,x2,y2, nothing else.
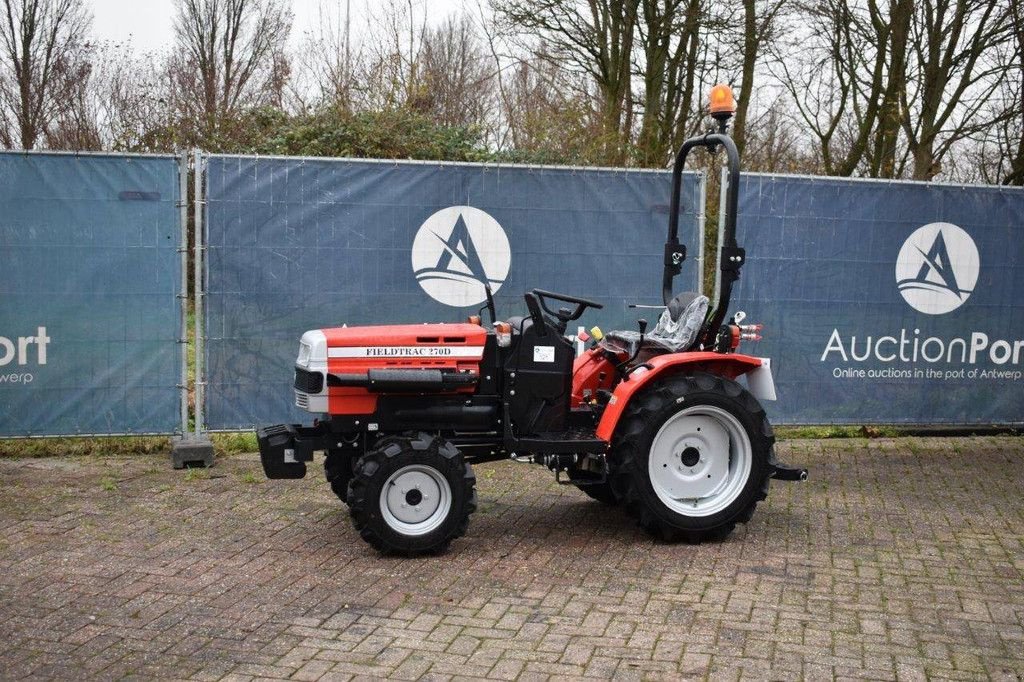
595,352,773,442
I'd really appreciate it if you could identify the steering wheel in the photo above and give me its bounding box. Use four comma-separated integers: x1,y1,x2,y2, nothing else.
529,288,603,329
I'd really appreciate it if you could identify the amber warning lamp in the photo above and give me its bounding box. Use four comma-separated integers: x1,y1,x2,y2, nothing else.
708,84,736,131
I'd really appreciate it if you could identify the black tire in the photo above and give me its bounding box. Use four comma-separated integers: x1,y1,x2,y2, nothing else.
324,449,354,504
610,372,774,543
347,433,476,556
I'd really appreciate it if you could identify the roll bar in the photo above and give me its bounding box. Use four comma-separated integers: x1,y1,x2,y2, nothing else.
663,131,745,348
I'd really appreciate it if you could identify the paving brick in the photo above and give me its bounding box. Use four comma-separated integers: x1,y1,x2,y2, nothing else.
1,437,1023,680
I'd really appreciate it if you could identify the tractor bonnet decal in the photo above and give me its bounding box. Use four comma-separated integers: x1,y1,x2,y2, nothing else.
895,222,979,315
411,206,511,307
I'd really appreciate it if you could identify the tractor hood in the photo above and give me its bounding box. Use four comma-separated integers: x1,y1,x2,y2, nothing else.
298,323,488,365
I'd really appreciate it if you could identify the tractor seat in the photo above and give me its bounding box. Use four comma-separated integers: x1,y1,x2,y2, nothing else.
604,292,709,357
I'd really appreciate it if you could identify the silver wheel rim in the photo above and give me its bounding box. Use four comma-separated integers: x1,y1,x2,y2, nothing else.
379,464,452,536
647,405,752,517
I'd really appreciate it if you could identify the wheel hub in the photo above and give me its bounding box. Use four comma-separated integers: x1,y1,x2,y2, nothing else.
649,414,731,501
379,465,451,535
680,446,701,467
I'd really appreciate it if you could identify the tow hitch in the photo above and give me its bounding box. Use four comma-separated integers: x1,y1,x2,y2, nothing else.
772,462,809,481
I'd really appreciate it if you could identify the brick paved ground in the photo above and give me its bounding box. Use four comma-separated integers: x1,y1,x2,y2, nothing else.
1,437,1022,681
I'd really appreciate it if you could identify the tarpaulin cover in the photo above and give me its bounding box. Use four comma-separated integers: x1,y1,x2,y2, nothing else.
0,153,182,436
731,174,1024,424
204,157,703,429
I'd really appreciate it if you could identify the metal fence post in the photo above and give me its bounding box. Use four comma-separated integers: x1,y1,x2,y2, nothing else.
193,149,206,438
178,149,189,436
171,149,215,468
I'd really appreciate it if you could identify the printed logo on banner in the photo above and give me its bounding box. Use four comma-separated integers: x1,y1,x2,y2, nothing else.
895,222,979,315
411,206,512,307
0,326,49,385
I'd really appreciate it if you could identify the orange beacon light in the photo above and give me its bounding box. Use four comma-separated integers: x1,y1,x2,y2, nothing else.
709,84,736,119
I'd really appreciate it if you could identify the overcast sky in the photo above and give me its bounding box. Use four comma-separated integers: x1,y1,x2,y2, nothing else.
90,0,467,53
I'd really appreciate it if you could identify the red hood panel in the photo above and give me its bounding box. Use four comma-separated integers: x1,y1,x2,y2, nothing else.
321,323,487,347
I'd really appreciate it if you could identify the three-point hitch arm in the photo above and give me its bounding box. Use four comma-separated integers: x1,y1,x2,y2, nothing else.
663,85,746,350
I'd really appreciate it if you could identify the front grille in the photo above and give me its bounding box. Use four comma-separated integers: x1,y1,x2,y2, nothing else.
294,368,324,393
295,391,309,409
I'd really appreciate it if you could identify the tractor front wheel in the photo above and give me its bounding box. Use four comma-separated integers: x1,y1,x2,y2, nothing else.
611,372,773,543
324,449,354,504
347,433,477,555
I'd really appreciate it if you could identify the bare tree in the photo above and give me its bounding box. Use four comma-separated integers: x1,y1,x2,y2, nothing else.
298,0,359,111
731,0,785,155
635,0,707,166
738,94,806,172
0,0,91,149
498,50,601,160
867,0,913,178
170,0,292,141
89,45,181,152
359,0,428,112
775,0,910,177
494,0,640,164
43,38,99,149
1006,0,1024,185
899,0,1013,180
410,15,495,129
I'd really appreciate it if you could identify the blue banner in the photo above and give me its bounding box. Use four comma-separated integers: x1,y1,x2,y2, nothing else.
731,174,1024,424
0,153,182,436
204,157,704,429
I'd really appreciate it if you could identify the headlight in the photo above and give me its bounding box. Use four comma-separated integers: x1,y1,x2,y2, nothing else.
297,341,311,365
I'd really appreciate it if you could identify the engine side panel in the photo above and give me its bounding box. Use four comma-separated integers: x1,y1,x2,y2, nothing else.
302,323,490,416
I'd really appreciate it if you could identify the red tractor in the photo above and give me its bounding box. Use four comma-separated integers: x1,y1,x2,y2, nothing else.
257,85,806,555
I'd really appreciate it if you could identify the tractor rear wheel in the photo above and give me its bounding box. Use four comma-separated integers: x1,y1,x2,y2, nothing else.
611,372,773,543
324,449,354,504
348,433,477,555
